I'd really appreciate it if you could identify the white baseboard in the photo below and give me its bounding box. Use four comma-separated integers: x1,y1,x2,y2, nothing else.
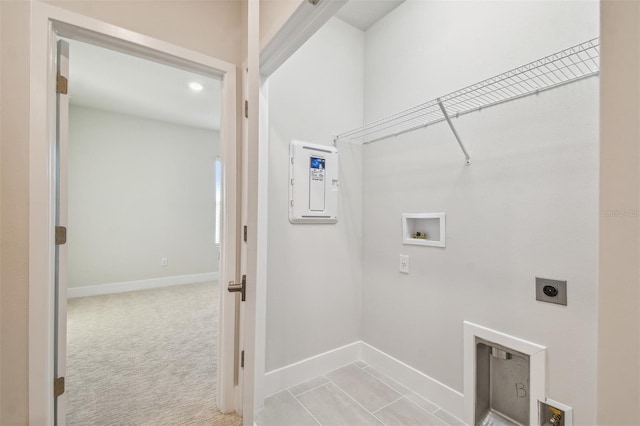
265,341,464,419
67,272,219,298
263,340,464,421
264,341,361,396
361,342,465,421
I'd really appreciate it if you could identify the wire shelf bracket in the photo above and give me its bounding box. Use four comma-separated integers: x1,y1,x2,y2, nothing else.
438,99,471,165
334,38,600,165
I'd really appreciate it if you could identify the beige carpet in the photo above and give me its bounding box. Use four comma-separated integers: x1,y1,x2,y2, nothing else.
66,281,242,426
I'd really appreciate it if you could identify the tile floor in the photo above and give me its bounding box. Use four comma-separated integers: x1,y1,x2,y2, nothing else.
256,362,466,426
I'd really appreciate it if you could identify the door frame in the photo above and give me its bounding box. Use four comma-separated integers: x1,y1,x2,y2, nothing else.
28,2,240,423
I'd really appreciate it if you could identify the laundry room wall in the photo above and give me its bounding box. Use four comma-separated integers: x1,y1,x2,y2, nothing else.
360,1,599,422
265,17,364,372
68,105,220,290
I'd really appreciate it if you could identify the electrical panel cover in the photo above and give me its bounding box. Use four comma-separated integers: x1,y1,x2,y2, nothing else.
289,140,339,224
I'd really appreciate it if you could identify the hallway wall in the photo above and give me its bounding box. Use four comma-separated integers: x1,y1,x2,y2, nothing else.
1,2,31,421
0,1,244,423
45,0,244,66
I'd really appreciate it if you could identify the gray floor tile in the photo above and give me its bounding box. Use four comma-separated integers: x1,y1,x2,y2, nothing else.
363,366,411,395
327,364,401,412
297,383,383,426
434,408,466,426
374,397,447,425
290,376,330,396
255,390,319,426
405,392,439,413
355,360,368,368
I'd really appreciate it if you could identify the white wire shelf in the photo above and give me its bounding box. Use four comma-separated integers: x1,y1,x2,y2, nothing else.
334,38,600,153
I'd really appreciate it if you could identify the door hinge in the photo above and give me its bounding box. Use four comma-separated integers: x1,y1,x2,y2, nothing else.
243,225,248,243
55,226,67,245
56,74,68,95
244,100,249,118
241,350,245,368
54,377,65,398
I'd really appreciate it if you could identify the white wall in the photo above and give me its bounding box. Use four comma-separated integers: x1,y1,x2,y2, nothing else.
361,1,599,423
68,105,220,288
266,17,364,371
363,1,599,122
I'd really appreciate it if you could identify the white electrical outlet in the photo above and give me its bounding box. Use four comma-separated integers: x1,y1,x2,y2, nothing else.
161,258,168,267
399,254,409,274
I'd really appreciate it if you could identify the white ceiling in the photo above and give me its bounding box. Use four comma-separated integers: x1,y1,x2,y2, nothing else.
64,38,221,131
63,1,401,131
335,0,405,31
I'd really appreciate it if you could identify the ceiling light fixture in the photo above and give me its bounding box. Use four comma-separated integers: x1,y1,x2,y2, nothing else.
189,82,204,92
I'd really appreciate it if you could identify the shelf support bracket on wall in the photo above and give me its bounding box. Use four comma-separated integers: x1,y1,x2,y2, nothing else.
437,99,471,165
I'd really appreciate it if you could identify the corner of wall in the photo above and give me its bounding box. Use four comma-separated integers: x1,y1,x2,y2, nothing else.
357,25,366,342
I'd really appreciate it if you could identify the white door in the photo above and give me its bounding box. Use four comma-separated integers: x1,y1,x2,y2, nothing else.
227,2,261,422
236,65,249,415
239,1,261,422
54,38,70,426
226,62,251,417
239,61,251,414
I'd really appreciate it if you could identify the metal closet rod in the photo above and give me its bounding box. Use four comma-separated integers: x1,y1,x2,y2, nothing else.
333,37,600,165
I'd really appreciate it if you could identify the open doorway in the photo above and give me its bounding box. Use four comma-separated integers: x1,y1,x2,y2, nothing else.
59,38,239,425
28,6,246,423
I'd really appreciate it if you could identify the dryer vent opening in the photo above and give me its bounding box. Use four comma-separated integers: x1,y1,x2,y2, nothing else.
476,338,530,426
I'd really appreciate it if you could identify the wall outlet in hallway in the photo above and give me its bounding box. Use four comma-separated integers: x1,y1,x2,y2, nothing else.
399,254,409,274
161,258,168,267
